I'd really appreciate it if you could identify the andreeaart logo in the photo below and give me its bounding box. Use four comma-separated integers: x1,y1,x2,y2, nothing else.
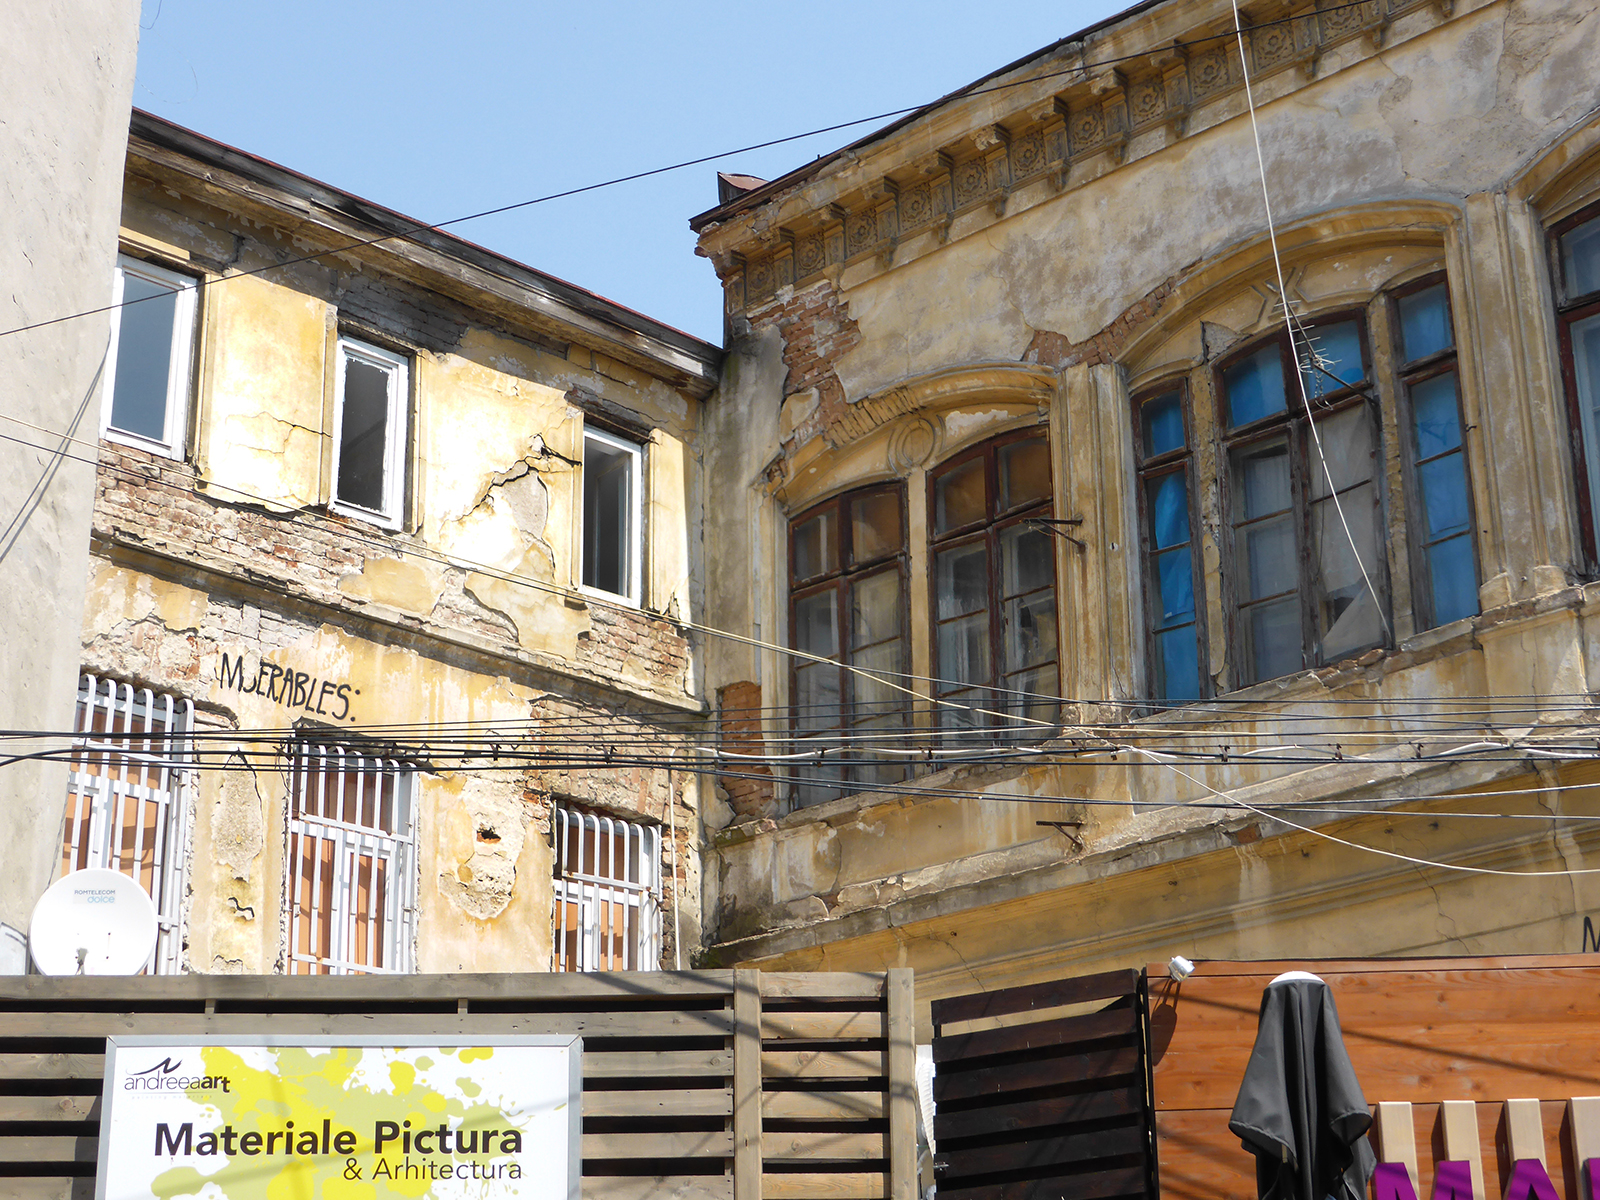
125,1057,231,1093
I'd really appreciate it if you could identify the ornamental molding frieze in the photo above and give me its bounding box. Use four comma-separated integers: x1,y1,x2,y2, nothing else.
716,0,1452,316
761,362,1058,504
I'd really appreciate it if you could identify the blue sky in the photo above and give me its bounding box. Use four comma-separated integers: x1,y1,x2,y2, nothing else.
133,0,1128,344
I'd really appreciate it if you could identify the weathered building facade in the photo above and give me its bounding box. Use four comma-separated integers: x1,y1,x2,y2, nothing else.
64,112,720,976
693,0,1600,1014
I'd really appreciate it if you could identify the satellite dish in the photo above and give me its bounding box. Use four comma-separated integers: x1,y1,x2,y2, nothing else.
29,869,158,975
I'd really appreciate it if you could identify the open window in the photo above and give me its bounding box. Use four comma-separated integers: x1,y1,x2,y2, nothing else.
582,427,644,605
788,484,910,806
332,337,409,528
928,430,1060,738
285,741,417,976
1553,203,1600,573
103,255,198,459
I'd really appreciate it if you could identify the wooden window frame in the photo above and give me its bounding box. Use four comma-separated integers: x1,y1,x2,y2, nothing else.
1133,381,1209,705
926,427,1059,737
787,483,910,806
1550,200,1600,575
1390,272,1479,630
1216,311,1391,685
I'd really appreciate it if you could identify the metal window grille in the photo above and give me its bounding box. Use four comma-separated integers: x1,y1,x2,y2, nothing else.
61,675,194,975
552,804,662,972
286,742,416,976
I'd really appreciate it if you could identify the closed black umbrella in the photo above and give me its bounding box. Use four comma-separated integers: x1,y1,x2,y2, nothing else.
1228,971,1376,1200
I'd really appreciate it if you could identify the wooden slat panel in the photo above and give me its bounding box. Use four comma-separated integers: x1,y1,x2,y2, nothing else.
0,970,738,1004
763,1091,885,1121
1150,967,1600,1108
885,968,916,1200
582,1089,732,1118
762,1131,885,1160
759,975,885,1000
934,1046,1140,1104
936,1164,1149,1200
0,1011,734,1040
585,1050,733,1078
761,1172,887,1199
583,1175,735,1200
934,1007,1137,1065
937,1123,1146,1179
733,969,761,1200
0,1137,96,1164
0,1057,103,1081
0,1097,97,1123
1153,1108,1257,1200
932,969,1138,1028
763,1051,886,1079
762,1012,884,1040
581,1131,736,1158
0,1180,82,1199
933,1085,1143,1141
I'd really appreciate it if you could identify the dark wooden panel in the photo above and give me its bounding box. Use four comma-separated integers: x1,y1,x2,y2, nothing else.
934,1046,1141,1104
936,1163,1148,1200
935,1006,1137,1065
932,970,1139,1028
938,1122,1146,1179
934,1085,1144,1141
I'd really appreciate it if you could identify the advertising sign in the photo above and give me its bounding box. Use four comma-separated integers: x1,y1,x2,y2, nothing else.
96,1035,581,1199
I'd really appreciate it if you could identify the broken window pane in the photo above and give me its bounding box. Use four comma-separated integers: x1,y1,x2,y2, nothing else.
1224,342,1287,427
1398,284,1454,363
583,429,640,599
793,508,838,582
1308,405,1375,499
934,456,987,533
1311,480,1385,662
1298,320,1365,397
999,436,1052,511
850,490,902,565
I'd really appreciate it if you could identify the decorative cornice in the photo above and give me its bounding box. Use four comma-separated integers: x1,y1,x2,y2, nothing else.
705,0,1455,318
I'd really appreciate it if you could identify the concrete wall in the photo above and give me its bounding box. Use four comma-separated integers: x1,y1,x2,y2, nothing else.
694,0,1600,1010
0,0,140,936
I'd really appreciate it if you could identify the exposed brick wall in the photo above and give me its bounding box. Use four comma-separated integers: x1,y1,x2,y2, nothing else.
750,279,861,446
715,681,776,821
1023,277,1177,370
93,442,691,698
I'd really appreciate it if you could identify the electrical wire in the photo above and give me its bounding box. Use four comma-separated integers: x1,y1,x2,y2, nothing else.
1,0,1395,344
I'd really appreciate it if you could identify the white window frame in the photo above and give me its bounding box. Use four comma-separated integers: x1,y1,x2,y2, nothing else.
285,742,417,976
580,426,645,607
61,675,194,975
552,803,662,972
102,254,198,459
331,337,410,529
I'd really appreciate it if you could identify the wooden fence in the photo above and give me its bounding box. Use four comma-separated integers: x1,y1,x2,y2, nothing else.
1145,954,1600,1200
0,969,917,1200
929,968,1158,1200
